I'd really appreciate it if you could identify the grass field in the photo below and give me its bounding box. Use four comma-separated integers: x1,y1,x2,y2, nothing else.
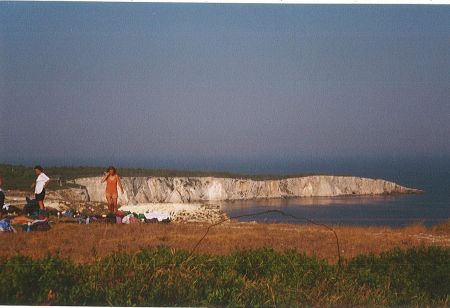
0,245,449,306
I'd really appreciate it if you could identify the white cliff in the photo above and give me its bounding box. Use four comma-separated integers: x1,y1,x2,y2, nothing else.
71,175,421,205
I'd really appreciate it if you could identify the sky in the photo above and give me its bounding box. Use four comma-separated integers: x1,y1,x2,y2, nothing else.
1,3,449,173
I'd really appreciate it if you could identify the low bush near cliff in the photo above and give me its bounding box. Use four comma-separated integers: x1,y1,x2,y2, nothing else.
0,247,449,306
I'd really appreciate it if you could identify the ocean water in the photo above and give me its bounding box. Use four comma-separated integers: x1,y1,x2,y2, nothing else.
220,159,450,227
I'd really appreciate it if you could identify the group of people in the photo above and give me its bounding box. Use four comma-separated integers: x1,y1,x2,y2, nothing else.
0,165,124,214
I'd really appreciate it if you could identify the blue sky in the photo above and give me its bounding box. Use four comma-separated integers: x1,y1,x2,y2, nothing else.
1,3,449,172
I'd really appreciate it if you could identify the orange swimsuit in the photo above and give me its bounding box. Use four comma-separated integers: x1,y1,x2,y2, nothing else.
105,175,118,197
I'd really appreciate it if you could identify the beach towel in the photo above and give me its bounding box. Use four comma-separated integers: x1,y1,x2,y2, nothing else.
11,216,34,225
130,216,139,224
116,216,122,224
144,211,171,222
121,214,133,224
115,211,126,218
0,219,16,232
62,210,74,217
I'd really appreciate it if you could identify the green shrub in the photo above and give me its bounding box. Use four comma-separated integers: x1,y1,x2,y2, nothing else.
0,254,80,305
346,246,450,305
0,247,448,306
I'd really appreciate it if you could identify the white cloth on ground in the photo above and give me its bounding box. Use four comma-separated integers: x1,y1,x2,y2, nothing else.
144,211,170,221
121,214,133,224
31,219,48,224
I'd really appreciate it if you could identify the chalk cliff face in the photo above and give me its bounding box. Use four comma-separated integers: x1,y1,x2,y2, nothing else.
71,176,420,205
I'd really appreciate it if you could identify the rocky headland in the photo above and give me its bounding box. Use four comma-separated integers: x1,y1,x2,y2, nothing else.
4,175,421,224
68,175,421,205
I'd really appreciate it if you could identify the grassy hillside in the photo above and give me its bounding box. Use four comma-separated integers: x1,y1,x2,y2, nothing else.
0,164,322,190
0,246,448,306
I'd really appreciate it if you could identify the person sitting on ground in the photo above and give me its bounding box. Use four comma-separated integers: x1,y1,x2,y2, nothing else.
101,166,124,213
0,176,22,215
31,165,50,210
0,176,5,208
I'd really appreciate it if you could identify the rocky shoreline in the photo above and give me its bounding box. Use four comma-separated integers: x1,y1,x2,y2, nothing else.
71,175,421,205
119,203,227,224
3,175,421,224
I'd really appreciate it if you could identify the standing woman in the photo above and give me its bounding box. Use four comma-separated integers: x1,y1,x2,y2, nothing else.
101,166,124,213
32,165,50,210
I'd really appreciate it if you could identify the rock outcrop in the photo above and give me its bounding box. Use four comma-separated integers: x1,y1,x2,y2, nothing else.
71,175,421,205
50,188,90,202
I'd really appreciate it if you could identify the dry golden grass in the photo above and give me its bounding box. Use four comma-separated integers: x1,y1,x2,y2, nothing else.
1,221,449,264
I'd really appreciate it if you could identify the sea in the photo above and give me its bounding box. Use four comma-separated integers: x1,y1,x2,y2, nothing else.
219,158,450,227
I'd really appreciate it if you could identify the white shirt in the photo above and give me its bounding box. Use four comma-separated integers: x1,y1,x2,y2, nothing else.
35,173,50,194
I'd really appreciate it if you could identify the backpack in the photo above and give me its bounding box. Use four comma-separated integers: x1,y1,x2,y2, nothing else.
24,197,40,215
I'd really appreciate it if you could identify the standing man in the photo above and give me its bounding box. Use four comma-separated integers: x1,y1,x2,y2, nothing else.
31,165,50,210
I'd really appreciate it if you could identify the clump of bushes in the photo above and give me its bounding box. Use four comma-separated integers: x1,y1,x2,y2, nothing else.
0,246,448,306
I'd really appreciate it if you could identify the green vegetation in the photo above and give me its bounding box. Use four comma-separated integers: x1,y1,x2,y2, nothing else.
0,246,448,306
0,164,325,190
